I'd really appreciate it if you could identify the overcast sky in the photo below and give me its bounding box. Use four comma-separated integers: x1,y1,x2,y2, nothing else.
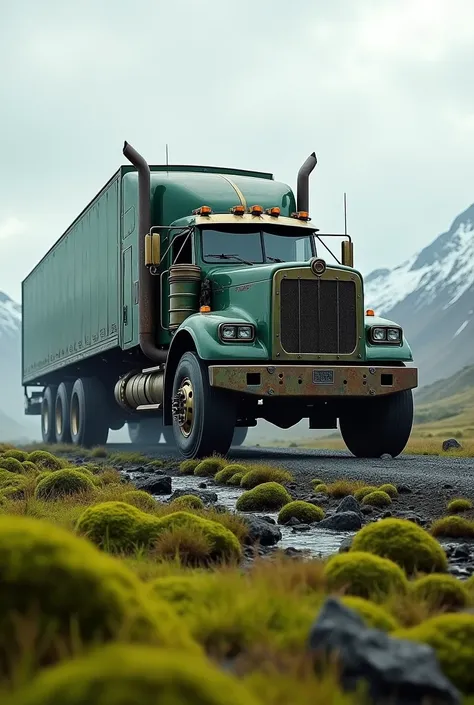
1,0,473,302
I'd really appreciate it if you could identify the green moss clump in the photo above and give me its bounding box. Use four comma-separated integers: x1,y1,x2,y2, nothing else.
148,575,211,616
324,551,408,602
411,574,471,611
431,515,474,538
228,472,245,486
240,466,292,489
312,483,329,494
77,502,241,563
3,449,28,461
170,495,205,510
28,450,63,471
277,501,324,525
179,459,200,475
1,477,29,500
0,457,24,474
122,490,157,512
310,478,325,488
21,461,39,474
35,469,95,500
361,490,392,508
236,482,291,512
341,596,399,632
215,464,247,484
396,613,474,693
0,469,27,488
447,498,473,514
378,483,398,498
351,518,448,575
0,515,198,675
354,485,378,501
194,457,226,477
10,643,259,705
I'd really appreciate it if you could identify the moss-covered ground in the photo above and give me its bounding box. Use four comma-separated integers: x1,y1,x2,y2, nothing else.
1,442,474,703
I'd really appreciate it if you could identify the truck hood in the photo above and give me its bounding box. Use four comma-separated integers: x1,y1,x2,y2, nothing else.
206,261,358,290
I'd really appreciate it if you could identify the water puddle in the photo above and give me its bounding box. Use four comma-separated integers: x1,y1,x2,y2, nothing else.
158,474,353,559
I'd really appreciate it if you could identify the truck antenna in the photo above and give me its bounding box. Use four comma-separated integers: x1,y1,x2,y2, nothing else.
166,144,169,166
343,192,348,236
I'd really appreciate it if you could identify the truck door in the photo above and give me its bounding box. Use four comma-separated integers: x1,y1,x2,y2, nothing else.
122,246,133,345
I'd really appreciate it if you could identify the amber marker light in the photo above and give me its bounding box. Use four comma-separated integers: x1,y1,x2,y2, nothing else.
250,205,263,215
231,205,245,215
266,207,280,217
192,205,212,216
200,305,211,313
366,309,375,316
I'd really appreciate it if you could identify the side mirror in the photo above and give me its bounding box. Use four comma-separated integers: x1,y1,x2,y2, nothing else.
145,232,161,266
341,240,353,268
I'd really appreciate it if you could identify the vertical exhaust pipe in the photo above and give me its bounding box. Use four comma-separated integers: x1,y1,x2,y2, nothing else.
123,141,167,363
296,152,317,213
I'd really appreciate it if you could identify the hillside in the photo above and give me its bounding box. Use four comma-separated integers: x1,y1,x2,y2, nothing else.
364,203,474,387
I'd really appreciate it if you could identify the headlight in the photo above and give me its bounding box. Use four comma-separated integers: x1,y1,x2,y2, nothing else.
369,326,402,344
387,327,401,342
219,323,256,343
372,327,386,341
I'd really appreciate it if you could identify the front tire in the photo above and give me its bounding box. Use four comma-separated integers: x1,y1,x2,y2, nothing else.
41,385,58,444
171,352,236,459
70,377,109,448
339,390,414,458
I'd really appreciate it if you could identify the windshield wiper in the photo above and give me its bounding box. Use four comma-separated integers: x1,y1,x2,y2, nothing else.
206,253,254,266
266,256,284,263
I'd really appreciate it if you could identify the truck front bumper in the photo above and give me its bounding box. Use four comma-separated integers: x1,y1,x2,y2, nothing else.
208,364,418,398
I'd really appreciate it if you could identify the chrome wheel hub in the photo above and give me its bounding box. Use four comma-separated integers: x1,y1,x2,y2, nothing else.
172,378,194,437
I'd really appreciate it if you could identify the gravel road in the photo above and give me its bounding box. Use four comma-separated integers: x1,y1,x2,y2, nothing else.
109,444,474,522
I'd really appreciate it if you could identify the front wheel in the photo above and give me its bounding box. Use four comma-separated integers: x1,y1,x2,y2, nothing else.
339,390,414,458
171,351,236,459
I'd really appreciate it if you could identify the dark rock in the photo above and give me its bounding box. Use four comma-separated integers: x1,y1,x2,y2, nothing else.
397,484,412,494
443,438,462,452
308,493,329,504
198,482,207,489
286,517,301,527
318,511,362,531
380,453,393,460
338,537,353,553
168,488,218,503
262,516,276,525
135,475,172,495
382,511,393,518
443,484,454,490
452,544,470,561
212,504,228,514
241,515,282,546
336,496,362,516
448,564,473,579
284,547,307,559
291,524,311,532
308,598,460,705
361,505,374,515
392,511,425,526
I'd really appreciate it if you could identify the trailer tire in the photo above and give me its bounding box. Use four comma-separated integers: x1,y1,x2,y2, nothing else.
339,389,414,458
70,377,109,448
172,351,236,459
232,427,248,446
41,385,58,445
54,382,73,444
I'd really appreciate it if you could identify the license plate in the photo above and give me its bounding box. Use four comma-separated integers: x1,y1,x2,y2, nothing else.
312,369,334,385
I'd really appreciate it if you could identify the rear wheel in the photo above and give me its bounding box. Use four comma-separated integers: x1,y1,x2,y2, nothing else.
70,377,109,448
41,385,58,444
54,382,73,444
171,351,236,459
339,390,414,458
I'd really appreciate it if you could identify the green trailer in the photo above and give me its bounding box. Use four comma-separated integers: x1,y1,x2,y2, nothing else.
22,142,418,458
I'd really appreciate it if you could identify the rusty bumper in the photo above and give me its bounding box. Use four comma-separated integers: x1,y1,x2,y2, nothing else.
208,365,418,397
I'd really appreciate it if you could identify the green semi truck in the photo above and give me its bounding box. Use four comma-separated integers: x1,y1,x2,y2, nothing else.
21,142,418,458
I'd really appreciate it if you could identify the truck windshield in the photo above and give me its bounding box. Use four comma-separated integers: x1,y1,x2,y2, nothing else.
201,225,315,265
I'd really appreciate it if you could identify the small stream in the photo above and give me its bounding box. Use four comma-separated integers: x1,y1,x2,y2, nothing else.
159,474,354,558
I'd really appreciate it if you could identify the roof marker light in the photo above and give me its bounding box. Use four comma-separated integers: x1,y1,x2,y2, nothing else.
200,305,211,313
266,207,280,217
250,205,263,216
291,210,310,221
366,309,375,316
231,205,245,215
192,205,212,216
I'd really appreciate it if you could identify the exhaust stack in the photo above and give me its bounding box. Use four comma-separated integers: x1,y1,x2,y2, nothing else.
123,141,167,363
296,152,317,213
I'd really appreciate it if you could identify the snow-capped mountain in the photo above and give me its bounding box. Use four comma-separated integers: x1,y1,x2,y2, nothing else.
364,203,474,387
